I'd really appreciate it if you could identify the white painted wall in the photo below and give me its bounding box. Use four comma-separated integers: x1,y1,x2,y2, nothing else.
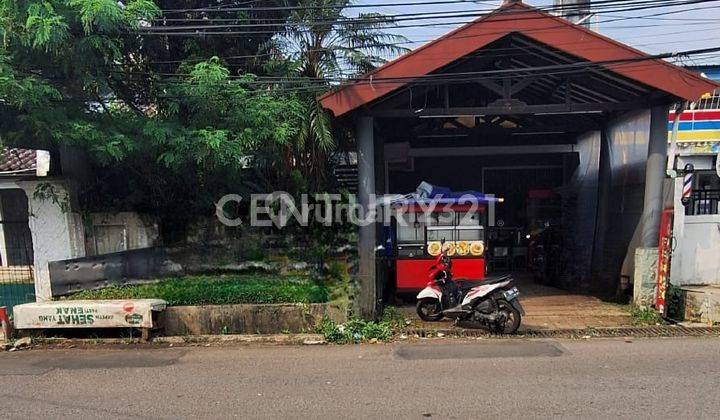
671,177,720,286
17,180,85,300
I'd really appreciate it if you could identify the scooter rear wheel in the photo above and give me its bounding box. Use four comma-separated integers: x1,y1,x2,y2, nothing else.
416,298,444,322
496,299,522,334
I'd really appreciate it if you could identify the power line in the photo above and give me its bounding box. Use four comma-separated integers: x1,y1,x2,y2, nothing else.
142,28,720,65
137,0,720,35
159,0,494,14
153,0,720,25
157,0,685,14
103,45,720,86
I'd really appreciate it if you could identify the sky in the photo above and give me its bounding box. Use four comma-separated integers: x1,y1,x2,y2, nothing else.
349,0,720,65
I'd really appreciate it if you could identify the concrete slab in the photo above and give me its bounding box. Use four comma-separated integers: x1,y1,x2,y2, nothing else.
681,285,720,324
394,341,564,360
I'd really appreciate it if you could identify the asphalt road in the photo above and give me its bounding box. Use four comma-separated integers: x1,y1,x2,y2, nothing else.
2,337,719,419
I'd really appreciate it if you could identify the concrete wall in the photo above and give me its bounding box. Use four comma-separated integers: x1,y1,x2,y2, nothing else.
671,174,720,285
84,212,159,256
11,180,86,301
161,303,347,335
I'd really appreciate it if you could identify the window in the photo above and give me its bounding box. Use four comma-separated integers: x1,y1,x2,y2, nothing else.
396,212,425,244
426,210,485,242
686,172,720,216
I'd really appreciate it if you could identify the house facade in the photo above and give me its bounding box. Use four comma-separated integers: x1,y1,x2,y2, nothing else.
669,66,720,286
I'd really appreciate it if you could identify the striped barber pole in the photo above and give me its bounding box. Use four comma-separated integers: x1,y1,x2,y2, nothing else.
681,164,694,206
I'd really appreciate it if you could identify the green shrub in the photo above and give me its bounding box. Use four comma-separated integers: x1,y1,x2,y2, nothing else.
316,316,348,343
316,315,395,344
381,306,407,331
361,322,392,341
630,307,665,326
666,284,684,320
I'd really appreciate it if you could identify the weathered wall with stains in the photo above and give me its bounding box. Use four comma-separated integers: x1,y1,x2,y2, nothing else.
84,212,159,256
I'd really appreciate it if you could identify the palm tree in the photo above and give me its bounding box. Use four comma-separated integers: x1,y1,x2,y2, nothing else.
271,0,409,190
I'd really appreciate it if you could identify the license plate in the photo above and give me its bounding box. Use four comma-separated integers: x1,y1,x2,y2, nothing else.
504,287,520,301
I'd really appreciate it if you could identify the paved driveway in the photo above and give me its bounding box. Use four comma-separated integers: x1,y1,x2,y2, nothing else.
400,272,633,331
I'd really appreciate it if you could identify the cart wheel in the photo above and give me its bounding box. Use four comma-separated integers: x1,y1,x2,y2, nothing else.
416,298,444,322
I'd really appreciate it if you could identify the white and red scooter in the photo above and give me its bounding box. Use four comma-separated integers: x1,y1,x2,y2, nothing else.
416,241,524,334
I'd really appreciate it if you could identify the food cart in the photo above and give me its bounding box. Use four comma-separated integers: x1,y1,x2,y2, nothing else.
387,187,499,292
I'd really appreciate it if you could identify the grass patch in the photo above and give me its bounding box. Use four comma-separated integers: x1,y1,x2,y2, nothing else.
63,274,329,306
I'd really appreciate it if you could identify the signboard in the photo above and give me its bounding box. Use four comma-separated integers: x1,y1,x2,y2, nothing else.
0,307,10,341
655,210,674,316
12,299,166,330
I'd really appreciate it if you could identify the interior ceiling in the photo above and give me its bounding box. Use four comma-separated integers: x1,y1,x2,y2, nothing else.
371,33,670,147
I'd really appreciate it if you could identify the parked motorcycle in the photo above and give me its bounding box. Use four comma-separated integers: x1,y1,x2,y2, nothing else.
415,242,524,334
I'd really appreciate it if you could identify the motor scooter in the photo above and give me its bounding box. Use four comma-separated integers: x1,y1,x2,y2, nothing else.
415,241,524,334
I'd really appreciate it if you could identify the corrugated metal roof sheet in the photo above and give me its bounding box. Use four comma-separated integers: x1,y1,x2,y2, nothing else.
0,148,37,173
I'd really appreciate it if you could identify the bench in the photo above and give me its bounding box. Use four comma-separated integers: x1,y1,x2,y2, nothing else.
13,299,167,341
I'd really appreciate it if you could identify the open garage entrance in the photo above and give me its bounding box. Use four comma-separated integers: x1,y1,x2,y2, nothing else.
320,1,716,319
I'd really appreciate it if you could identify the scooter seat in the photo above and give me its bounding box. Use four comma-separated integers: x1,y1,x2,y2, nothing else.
455,275,512,288
455,280,483,290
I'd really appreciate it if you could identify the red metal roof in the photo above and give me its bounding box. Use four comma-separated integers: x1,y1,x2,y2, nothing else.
319,1,719,117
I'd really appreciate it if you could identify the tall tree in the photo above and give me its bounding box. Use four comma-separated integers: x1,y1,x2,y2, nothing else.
269,0,409,191
0,1,303,240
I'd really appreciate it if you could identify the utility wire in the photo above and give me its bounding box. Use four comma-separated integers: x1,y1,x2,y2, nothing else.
157,0,686,14
101,45,720,86
138,0,720,35
153,0,720,25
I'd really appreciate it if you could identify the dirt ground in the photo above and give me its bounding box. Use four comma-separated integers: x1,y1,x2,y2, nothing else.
399,272,633,331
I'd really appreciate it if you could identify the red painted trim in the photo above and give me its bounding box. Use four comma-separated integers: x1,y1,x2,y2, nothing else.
0,306,10,340
670,111,720,122
396,258,485,291
319,3,719,117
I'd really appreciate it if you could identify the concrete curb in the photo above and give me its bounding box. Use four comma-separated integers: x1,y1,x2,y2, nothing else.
401,325,720,339
11,326,720,351
23,333,327,349
154,333,327,345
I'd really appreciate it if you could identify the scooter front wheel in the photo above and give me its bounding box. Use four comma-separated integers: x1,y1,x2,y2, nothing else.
416,298,444,322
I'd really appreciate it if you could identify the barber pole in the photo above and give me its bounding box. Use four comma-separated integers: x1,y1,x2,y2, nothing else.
681,164,694,206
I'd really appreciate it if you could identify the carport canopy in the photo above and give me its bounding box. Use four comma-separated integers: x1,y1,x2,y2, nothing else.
320,1,717,121
319,0,719,320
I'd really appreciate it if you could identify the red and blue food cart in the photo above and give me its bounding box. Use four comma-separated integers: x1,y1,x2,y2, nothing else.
387,190,499,292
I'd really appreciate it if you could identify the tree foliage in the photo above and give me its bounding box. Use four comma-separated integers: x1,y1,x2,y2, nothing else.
268,0,409,190
0,0,408,241
0,1,305,239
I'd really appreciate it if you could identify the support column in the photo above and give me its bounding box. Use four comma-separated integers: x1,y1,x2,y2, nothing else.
634,105,669,306
356,116,378,320
641,105,670,247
